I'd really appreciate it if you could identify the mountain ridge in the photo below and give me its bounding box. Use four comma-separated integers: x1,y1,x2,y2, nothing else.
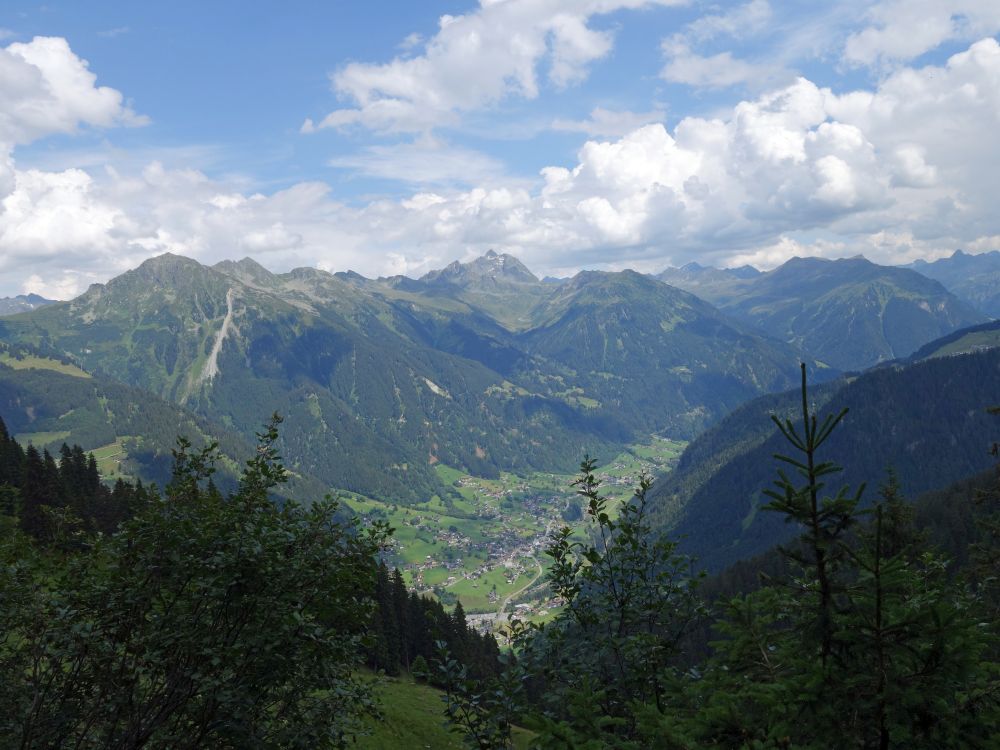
0,251,816,503
658,254,986,370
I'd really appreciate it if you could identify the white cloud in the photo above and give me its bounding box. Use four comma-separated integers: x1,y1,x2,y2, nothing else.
724,236,850,270
659,0,783,89
683,0,772,42
551,107,666,137
844,0,1000,68
20,271,99,300
5,38,1000,295
304,0,685,134
0,36,146,147
97,27,130,39
660,44,779,88
0,35,146,226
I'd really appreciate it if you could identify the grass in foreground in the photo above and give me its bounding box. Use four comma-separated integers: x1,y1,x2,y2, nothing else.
353,673,533,750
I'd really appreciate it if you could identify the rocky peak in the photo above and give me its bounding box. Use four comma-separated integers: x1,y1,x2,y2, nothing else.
214,257,277,286
421,251,539,286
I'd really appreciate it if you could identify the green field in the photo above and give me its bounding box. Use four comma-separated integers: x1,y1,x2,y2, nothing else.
14,431,71,449
346,436,686,621
0,352,90,378
89,438,133,478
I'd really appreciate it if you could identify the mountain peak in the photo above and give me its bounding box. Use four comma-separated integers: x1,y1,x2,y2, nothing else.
421,251,539,285
680,261,707,272
0,293,58,315
140,251,197,269
214,257,276,286
728,265,761,279
128,253,207,285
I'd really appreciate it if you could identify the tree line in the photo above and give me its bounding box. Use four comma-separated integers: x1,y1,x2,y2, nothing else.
0,415,391,747
0,416,152,541
366,561,502,686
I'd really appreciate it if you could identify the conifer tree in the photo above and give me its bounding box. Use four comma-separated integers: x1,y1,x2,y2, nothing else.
687,366,999,748
20,445,49,539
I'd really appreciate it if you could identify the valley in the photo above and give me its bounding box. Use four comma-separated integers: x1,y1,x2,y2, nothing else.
345,435,686,625
4,8,1000,745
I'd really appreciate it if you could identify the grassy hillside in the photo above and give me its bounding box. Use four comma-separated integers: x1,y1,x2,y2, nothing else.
353,674,533,750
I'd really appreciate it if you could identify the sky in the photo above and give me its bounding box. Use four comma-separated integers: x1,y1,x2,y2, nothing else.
1,0,999,298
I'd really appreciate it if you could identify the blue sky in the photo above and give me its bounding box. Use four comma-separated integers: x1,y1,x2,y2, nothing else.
1,0,999,297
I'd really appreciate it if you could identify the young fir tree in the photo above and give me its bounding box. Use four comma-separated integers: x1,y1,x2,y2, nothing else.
687,365,998,749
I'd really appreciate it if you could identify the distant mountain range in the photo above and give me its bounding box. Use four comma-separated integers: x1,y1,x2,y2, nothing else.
906,249,1000,317
0,252,811,502
658,255,987,371
0,294,56,315
1,248,995,506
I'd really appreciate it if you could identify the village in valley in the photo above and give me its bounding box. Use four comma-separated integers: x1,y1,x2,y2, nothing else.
345,437,686,635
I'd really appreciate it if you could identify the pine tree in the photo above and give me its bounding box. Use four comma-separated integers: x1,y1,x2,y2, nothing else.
391,568,411,668
20,446,50,539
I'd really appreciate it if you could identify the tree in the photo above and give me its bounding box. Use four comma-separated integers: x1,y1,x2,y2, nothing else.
445,460,703,747
687,365,998,748
4,414,391,749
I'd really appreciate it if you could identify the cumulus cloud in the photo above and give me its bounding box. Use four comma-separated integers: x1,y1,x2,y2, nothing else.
5,38,1000,295
0,36,146,147
844,0,1000,68
303,0,684,134
0,35,146,220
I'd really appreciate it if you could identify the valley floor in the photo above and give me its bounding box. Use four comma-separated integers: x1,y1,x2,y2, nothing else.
346,436,685,632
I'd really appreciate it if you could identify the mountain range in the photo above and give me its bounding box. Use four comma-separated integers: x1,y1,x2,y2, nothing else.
0,252,810,503
658,255,987,371
906,249,1000,317
1,248,996,510
0,294,56,316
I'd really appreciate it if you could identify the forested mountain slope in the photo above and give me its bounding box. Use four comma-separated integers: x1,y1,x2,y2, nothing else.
0,252,814,502
0,343,275,493
519,269,811,436
649,345,1000,571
